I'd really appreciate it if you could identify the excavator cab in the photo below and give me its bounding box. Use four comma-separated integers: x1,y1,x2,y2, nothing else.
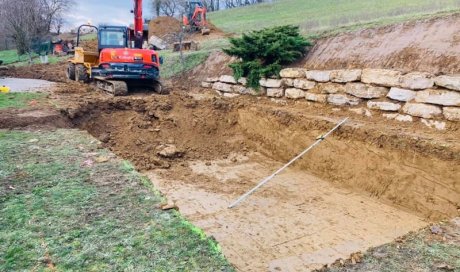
98,26,129,49
65,0,166,96
67,24,164,96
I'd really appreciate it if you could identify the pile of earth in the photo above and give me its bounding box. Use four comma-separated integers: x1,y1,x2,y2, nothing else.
79,39,98,52
0,62,68,83
148,16,182,40
68,93,245,170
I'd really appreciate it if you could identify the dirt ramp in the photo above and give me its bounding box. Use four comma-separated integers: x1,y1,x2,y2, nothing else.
305,13,460,74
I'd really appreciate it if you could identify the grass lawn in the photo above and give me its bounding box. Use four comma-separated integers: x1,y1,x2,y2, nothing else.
324,222,460,272
0,50,31,65
160,50,210,79
0,92,47,110
209,0,460,36
0,49,66,66
0,129,234,272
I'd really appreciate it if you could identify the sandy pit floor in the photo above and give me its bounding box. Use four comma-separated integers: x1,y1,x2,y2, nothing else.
147,153,427,272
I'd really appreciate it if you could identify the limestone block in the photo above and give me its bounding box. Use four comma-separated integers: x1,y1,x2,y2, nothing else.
327,94,361,106
305,93,327,103
414,89,460,106
280,68,306,78
361,69,402,87
345,83,388,99
267,88,285,98
219,75,237,84
319,82,345,94
306,70,332,82
235,86,266,96
402,103,442,119
330,69,362,83
387,87,416,102
367,101,401,111
260,78,283,88
293,79,316,90
434,75,460,91
285,88,306,99
212,82,233,93
223,93,240,98
400,72,434,89
395,115,413,122
238,77,247,86
443,107,460,121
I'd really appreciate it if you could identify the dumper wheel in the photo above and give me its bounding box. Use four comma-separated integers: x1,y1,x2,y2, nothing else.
66,63,76,80
75,64,89,83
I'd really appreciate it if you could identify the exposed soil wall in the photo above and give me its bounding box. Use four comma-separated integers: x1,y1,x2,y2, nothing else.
238,106,459,220
304,13,460,75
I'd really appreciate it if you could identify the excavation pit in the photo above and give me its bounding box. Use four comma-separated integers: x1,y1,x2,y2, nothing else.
69,93,459,271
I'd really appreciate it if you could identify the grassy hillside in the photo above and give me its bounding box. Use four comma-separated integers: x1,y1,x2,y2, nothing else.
209,0,460,35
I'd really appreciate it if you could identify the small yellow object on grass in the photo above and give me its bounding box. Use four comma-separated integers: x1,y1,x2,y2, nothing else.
0,85,10,93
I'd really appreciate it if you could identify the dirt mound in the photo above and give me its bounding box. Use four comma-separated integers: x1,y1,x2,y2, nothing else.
148,16,182,39
79,39,98,52
69,93,244,170
0,62,68,83
304,13,460,74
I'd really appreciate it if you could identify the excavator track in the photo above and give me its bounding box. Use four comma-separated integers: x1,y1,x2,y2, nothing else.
153,80,169,94
94,77,128,96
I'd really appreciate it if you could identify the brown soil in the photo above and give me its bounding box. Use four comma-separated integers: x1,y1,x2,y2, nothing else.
1,73,458,270
0,62,68,83
0,108,71,129
55,86,459,220
304,13,460,74
148,16,182,39
79,39,98,52
53,87,458,271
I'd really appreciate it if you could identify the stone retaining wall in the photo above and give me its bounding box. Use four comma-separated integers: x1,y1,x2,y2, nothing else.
201,68,460,129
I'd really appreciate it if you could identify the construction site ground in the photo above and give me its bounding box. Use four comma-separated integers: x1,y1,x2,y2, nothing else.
1,11,460,271
1,62,459,271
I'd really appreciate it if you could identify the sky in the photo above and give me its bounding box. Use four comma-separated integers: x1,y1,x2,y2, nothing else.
65,0,152,29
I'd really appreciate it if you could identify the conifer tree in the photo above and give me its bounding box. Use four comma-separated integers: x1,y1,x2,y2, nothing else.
223,25,311,88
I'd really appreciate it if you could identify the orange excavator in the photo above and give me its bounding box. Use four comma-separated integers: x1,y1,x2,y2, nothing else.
66,0,166,95
182,1,211,35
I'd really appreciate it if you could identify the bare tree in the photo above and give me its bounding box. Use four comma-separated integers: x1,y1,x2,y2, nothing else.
148,0,267,18
0,0,76,60
160,0,180,16
39,0,76,33
153,0,162,16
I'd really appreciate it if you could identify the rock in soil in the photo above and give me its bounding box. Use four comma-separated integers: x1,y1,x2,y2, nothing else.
158,144,183,158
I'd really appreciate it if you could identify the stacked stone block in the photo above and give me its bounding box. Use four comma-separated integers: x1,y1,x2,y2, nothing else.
201,68,460,126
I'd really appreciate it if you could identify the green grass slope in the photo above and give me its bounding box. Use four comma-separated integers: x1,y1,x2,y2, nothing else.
209,0,460,35
0,130,234,272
